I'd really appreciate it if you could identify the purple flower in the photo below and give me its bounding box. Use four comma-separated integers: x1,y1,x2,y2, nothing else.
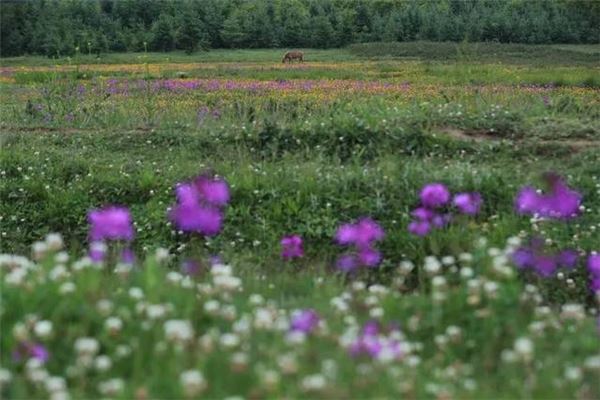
348,322,403,361
515,174,582,220
335,223,358,245
357,247,381,267
13,342,49,364
512,247,534,269
532,255,557,277
170,203,223,236
88,241,106,263
355,218,385,247
170,174,230,236
336,254,358,272
557,249,578,269
181,259,201,276
408,220,431,236
588,253,600,277
88,206,134,242
194,175,230,207
431,213,452,228
335,218,384,247
419,183,450,208
121,248,136,264
280,234,304,260
453,192,482,215
334,218,384,270
590,276,600,293
290,309,320,333
411,207,435,221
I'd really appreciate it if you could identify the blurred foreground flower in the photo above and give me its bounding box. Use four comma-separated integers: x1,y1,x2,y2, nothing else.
335,218,384,271
280,234,304,260
515,173,581,219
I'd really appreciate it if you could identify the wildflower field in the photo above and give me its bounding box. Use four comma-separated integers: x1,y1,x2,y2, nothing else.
1,44,599,399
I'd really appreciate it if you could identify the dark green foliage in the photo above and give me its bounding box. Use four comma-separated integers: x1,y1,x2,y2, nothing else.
1,0,599,57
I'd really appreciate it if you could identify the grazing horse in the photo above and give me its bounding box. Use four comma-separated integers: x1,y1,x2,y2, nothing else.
282,51,304,63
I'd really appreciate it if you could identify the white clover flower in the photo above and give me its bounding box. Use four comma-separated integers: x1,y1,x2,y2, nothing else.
211,264,232,276
54,251,69,264
219,333,240,348
96,299,113,316
146,304,168,320
44,376,66,393
261,370,279,388
72,257,94,271
230,352,249,371
351,281,366,291
560,303,585,321
166,271,183,285
249,294,264,306
34,320,53,339
32,241,48,261
180,370,207,397
94,355,112,372
74,337,99,356
513,337,534,361
398,260,415,275
203,300,220,315
460,267,474,279
301,374,326,391
584,355,600,370
128,287,144,300
213,275,242,292
5,268,28,286
49,391,70,400
45,233,64,251
369,307,384,318
0,368,12,386
458,253,473,263
115,345,132,359
164,320,194,343
105,317,123,334
114,262,133,277
154,247,170,264
368,284,388,295
13,322,29,341
27,367,49,384
441,256,455,266
98,378,124,396
285,330,306,344
48,265,68,281
564,366,582,381
59,282,76,294
424,256,441,275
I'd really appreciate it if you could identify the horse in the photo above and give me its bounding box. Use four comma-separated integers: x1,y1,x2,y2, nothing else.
282,51,304,63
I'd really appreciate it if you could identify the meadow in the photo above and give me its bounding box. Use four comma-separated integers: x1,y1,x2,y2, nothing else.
1,43,599,399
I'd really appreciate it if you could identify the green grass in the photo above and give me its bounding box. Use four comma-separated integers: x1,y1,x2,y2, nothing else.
1,45,599,399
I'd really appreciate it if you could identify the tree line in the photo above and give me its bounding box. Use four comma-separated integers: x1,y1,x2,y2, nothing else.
1,0,599,57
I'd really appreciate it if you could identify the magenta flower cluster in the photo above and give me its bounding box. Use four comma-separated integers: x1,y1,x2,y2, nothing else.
88,206,135,242
588,254,600,293
515,173,582,219
12,342,49,364
169,174,230,236
408,183,482,236
87,206,135,263
280,234,304,260
289,309,320,334
334,218,385,272
348,321,403,361
512,237,578,278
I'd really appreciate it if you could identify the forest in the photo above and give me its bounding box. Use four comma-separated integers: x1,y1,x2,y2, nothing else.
1,0,599,57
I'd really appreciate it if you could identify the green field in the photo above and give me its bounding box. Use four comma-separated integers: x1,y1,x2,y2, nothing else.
1,44,599,398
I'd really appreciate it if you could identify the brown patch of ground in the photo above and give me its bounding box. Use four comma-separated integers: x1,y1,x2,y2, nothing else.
436,126,599,152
